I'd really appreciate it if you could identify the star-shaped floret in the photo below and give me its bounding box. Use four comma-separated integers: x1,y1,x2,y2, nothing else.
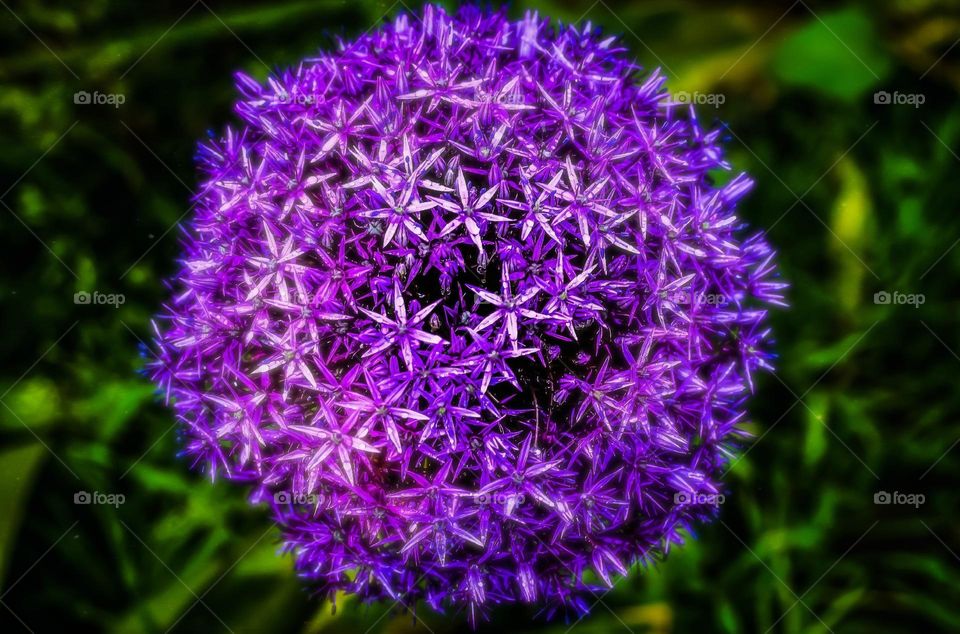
429,168,509,253
341,368,429,454
467,263,550,347
477,435,566,516
288,410,379,487
458,329,537,393
359,281,445,369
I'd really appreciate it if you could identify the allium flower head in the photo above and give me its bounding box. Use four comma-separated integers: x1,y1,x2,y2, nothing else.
150,4,786,623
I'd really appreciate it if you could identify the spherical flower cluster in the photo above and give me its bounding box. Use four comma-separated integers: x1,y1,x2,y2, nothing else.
149,4,785,623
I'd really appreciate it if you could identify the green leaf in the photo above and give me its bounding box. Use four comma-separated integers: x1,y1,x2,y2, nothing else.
0,443,46,587
803,391,830,467
1,377,60,430
772,8,890,101
74,380,156,440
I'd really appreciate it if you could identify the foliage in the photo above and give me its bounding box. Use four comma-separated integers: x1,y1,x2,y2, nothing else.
1,1,958,632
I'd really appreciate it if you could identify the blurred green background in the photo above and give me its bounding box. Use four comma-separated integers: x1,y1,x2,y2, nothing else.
1,0,959,632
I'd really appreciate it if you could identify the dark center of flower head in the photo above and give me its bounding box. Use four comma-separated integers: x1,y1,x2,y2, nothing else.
149,3,783,621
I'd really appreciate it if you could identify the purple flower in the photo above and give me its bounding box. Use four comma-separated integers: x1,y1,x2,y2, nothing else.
149,3,786,624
